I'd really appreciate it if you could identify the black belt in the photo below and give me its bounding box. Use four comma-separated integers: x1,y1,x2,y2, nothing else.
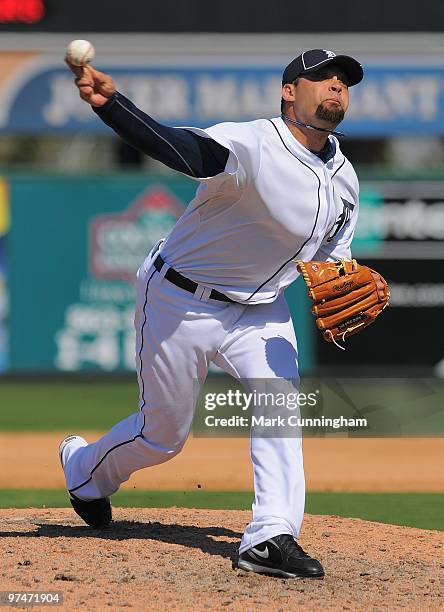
153,255,234,303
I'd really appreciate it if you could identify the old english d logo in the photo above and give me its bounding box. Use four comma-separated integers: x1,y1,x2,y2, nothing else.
327,198,355,242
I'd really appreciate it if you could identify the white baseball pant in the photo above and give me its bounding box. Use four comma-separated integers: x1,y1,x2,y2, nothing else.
63,252,305,553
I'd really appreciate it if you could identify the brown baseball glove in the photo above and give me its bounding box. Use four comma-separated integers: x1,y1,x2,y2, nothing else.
296,259,390,348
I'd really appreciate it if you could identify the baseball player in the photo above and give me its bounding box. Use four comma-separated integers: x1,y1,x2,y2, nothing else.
60,49,364,578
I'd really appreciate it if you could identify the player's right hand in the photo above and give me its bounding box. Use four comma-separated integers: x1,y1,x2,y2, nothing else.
65,59,116,107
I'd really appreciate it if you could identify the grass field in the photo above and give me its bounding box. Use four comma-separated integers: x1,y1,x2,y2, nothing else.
0,490,442,531
1,378,444,434
0,381,138,430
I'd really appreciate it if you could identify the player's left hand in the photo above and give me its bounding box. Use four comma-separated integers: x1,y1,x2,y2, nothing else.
297,258,390,348
65,59,116,107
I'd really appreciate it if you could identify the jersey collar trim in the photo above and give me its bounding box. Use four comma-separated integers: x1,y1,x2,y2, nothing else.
310,138,336,163
274,116,336,165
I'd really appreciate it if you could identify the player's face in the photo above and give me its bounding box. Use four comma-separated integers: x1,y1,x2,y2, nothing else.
285,66,350,127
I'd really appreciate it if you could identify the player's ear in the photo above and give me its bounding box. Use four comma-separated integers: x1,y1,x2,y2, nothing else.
281,83,296,103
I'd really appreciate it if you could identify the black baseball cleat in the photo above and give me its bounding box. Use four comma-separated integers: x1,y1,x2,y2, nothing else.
59,435,112,529
67,492,112,529
238,534,324,578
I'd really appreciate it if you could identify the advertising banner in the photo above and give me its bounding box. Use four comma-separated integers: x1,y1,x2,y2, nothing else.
2,52,444,135
8,176,196,372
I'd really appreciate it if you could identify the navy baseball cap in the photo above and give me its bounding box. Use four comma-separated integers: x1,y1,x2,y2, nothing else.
282,49,363,86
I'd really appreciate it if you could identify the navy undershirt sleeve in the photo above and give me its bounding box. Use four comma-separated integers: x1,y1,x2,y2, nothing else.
93,91,229,178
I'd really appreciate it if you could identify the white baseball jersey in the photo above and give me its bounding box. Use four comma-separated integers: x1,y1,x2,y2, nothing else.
161,116,359,304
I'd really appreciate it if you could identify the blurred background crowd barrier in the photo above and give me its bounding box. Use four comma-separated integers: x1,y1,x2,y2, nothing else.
1,0,444,377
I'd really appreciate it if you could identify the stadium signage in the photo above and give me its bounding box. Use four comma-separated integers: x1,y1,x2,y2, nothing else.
3,60,444,134
0,0,45,23
89,185,183,283
357,198,444,241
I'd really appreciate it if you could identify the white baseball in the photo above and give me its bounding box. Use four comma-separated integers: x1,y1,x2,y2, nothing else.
66,39,95,66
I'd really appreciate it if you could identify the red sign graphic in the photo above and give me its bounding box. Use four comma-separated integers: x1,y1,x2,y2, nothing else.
0,0,45,23
89,185,184,283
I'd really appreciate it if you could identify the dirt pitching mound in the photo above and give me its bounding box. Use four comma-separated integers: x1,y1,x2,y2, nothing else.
0,508,443,611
